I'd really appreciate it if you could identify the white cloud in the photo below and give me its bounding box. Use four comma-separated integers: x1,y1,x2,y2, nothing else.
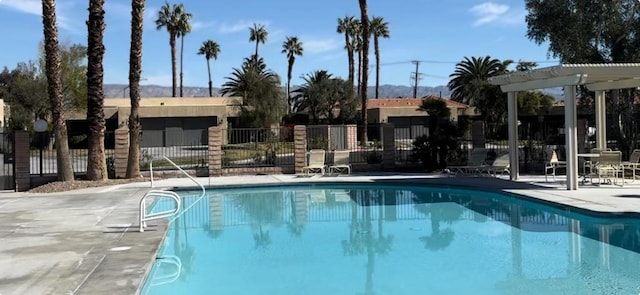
192,21,216,31
0,0,76,32
217,20,271,34
469,2,511,27
304,38,341,54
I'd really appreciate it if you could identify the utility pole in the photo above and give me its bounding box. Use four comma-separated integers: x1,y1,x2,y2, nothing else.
410,60,424,98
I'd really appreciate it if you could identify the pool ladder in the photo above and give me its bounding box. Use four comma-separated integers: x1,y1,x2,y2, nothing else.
139,156,205,232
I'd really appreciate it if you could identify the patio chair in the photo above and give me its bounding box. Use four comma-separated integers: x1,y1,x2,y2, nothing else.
480,153,510,177
594,151,624,186
448,148,487,175
544,150,566,182
622,149,640,182
328,150,351,176
583,148,611,175
302,149,327,175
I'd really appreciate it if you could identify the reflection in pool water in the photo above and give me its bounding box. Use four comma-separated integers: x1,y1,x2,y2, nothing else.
142,184,640,295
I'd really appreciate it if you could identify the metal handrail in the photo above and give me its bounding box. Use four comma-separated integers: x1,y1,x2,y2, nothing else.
149,255,182,286
140,156,206,232
139,190,181,232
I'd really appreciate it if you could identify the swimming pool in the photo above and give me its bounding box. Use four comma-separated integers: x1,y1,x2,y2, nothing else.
141,183,640,294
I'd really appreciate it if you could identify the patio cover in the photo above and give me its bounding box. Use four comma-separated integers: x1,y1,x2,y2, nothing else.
488,63,640,190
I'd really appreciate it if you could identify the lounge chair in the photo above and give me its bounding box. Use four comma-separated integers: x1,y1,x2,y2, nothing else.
302,149,327,175
480,153,510,177
448,148,487,175
544,150,566,182
622,149,640,182
328,150,351,176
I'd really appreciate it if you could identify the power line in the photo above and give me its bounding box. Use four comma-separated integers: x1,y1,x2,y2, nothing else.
376,59,561,67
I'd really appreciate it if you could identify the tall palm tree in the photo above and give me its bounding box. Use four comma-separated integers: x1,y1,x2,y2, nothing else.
197,40,221,97
358,0,371,145
86,0,107,180
350,20,363,98
177,11,192,97
370,16,390,99
281,36,303,111
41,0,74,181
447,56,505,105
155,2,191,97
337,16,357,90
126,0,145,179
249,23,268,58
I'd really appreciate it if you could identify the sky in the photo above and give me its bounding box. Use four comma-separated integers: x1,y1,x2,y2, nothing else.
0,0,558,90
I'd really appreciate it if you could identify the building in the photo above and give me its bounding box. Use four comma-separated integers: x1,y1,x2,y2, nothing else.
367,96,474,125
67,97,242,147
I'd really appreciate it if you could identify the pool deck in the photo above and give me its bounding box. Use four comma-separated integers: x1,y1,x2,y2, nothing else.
1,173,640,294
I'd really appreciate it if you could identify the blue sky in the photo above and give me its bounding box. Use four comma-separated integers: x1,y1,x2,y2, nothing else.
0,0,557,90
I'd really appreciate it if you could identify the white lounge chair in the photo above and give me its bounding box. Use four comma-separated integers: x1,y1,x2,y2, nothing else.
329,150,351,176
480,154,510,177
448,148,487,175
302,149,327,175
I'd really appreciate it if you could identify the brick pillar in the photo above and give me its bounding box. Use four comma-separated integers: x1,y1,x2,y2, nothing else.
382,123,395,170
208,126,222,176
13,131,30,192
345,124,357,150
471,121,486,149
114,128,129,179
294,125,307,174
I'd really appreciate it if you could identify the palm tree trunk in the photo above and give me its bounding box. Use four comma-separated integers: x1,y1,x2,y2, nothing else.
206,58,212,97
41,0,74,181
126,0,144,179
180,34,184,97
374,36,380,99
170,33,177,97
345,34,354,89
255,41,259,59
287,57,294,112
86,0,107,181
359,0,370,145
357,49,362,98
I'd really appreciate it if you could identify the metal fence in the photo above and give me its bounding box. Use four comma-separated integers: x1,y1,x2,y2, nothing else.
222,127,295,169
306,125,384,165
0,132,14,189
139,129,208,171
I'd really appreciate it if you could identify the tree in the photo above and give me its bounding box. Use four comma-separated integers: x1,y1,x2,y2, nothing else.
358,0,371,145
291,70,354,124
38,43,88,112
177,8,192,97
126,0,145,179
86,0,107,180
281,36,303,111
525,0,640,155
350,20,362,97
249,23,268,59
517,91,554,116
41,0,74,181
370,16,390,99
0,63,48,130
220,56,284,127
337,16,357,90
156,2,191,97
447,56,512,135
197,40,221,97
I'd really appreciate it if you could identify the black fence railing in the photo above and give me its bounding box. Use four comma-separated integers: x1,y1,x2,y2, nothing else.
222,127,295,169
139,129,209,171
306,125,384,165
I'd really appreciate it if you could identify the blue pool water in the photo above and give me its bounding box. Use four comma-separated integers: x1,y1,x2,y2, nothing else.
141,184,640,295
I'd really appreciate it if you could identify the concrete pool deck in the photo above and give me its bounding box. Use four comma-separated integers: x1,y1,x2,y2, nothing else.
1,173,640,294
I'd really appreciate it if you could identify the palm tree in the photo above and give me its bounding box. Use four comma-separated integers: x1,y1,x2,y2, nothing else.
41,0,74,181
370,16,390,99
350,20,363,98
337,16,357,89
177,11,192,97
86,0,107,180
447,56,511,136
281,36,303,111
358,0,371,145
249,23,268,58
197,40,221,97
155,2,191,97
126,0,145,179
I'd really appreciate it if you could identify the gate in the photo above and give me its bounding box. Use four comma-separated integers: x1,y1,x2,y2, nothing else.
0,132,15,190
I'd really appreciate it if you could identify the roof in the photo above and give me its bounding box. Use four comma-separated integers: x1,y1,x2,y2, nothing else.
367,97,469,109
488,63,640,92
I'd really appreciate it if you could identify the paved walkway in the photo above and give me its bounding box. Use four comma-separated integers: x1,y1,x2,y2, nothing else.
1,173,640,295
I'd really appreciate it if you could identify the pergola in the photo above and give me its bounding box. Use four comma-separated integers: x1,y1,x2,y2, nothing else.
488,63,640,190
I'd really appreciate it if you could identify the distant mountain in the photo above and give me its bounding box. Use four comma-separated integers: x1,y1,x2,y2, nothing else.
104,84,563,100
